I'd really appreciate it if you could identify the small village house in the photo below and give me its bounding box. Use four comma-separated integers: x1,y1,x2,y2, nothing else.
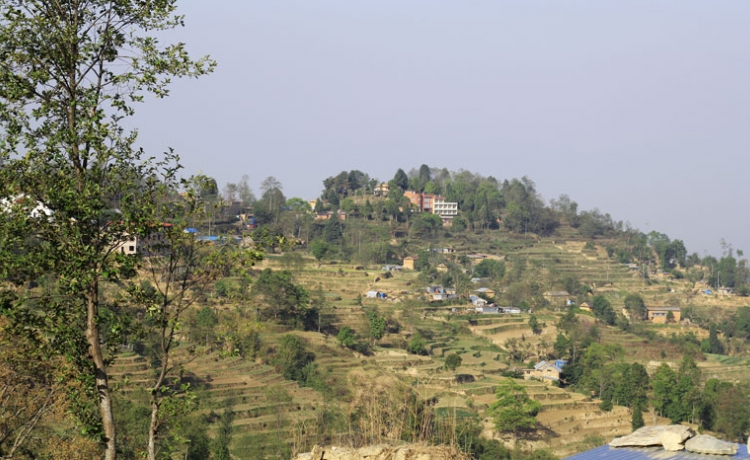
426,286,455,301
403,255,418,270
524,360,567,382
115,223,174,257
315,210,347,221
646,306,681,324
469,295,487,307
544,290,570,308
475,287,495,298
373,182,389,197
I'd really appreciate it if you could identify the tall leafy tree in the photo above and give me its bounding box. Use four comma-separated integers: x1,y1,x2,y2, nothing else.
237,174,256,207
651,363,677,418
632,405,645,431
366,310,386,347
0,1,213,458
323,213,344,244
252,269,314,329
672,355,702,423
591,295,616,325
256,176,286,223
528,315,543,335
273,335,316,382
488,379,542,433
417,164,432,191
623,294,646,320
392,168,409,192
310,239,331,263
704,324,725,354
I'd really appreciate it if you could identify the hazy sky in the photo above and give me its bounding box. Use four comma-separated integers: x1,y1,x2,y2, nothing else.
132,1,750,258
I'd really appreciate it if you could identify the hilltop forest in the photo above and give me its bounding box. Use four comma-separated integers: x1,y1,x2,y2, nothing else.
3,2,750,460
237,165,745,294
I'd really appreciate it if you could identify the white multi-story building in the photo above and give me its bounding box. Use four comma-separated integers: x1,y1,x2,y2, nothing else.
432,199,458,218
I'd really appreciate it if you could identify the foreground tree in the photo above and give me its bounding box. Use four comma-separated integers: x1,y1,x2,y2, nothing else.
0,1,213,458
129,213,261,460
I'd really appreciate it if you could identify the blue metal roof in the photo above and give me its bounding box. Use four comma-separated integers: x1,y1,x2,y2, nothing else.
565,444,749,460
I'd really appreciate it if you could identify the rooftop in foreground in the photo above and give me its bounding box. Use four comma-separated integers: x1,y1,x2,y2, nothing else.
565,444,749,460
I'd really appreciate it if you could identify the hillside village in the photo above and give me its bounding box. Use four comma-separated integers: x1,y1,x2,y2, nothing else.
0,3,746,459
5,163,750,459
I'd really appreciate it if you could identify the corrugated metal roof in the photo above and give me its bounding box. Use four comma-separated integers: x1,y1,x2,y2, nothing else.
565,444,749,460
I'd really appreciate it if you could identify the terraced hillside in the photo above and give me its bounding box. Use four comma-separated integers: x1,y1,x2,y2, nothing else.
108,343,326,458
103,239,750,459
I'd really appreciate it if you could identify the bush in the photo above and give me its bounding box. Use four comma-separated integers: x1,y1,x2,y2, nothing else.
273,335,315,383
445,353,462,371
214,278,230,297
337,327,356,348
407,334,428,355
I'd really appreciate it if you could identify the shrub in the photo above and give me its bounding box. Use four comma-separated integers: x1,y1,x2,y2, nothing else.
407,334,428,355
445,353,462,371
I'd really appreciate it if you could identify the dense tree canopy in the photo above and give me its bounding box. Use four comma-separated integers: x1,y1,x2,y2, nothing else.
253,269,316,329
473,259,506,280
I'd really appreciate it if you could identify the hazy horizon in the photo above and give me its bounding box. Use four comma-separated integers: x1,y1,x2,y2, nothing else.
131,1,750,258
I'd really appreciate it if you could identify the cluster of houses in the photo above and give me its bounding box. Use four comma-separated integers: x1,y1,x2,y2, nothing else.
371,184,459,225
472,305,522,315
114,225,247,257
426,286,457,301
578,300,683,324
402,191,458,224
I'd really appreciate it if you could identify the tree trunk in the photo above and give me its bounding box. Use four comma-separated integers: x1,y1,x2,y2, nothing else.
148,400,160,460
148,324,170,460
86,294,116,460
